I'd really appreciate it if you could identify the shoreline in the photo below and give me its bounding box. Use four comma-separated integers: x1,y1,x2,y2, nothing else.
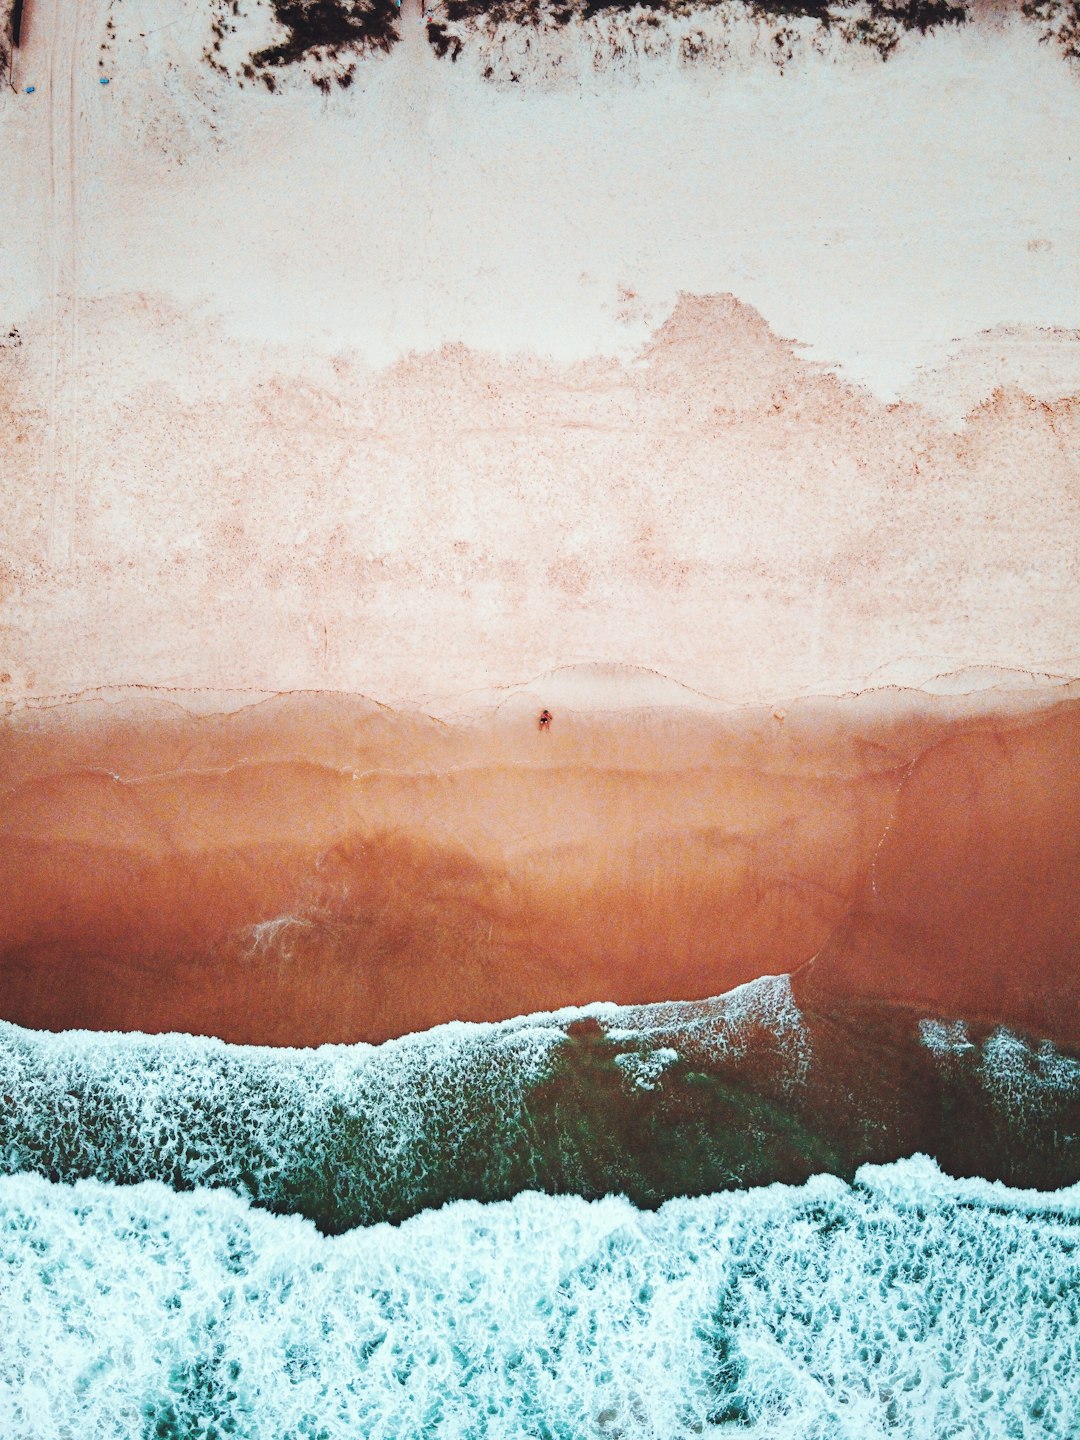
2,974,1076,1228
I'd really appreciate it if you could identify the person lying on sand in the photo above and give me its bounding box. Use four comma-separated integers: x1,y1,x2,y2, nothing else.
538,709,552,731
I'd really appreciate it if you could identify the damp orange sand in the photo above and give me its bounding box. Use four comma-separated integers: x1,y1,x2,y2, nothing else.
1,682,1076,1050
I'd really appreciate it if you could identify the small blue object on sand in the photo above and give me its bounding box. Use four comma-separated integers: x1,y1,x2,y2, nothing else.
100,77,110,84
25,85,35,94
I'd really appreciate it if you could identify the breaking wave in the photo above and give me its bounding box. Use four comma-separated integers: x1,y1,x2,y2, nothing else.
2,977,1077,1233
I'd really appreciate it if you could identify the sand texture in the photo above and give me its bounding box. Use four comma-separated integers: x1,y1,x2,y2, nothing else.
1,682,1076,1047
0,0,1077,1058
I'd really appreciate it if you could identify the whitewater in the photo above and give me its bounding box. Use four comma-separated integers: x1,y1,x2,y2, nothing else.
3,978,1078,1232
1,981,1077,1437
0,1157,1077,1440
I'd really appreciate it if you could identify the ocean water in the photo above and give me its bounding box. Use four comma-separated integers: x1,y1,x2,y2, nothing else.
2,977,1077,1437
1,977,1077,1232
1,1158,1078,1440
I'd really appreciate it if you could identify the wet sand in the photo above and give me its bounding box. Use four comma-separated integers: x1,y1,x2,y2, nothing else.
1,680,1076,1049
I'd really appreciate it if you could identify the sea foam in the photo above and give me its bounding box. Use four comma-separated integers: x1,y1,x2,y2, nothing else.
0,1157,1077,1440
2,977,1077,1232
0,977,820,1231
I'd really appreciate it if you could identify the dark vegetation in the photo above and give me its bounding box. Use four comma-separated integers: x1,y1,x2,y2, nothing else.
251,0,399,68
203,0,396,88
189,0,1079,80
746,0,964,26
427,18,465,54
1,0,21,76
435,0,967,38
1023,0,1080,58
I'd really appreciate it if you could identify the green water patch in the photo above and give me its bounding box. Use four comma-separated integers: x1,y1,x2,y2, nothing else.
0,989,1077,1234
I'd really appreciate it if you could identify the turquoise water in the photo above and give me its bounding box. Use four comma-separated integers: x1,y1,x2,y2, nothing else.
2,976,1077,1436
1,1157,1077,1439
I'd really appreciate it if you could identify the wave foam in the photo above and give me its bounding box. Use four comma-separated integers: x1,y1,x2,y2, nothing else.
2,979,818,1235
3,978,1078,1232
0,1158,1077,1439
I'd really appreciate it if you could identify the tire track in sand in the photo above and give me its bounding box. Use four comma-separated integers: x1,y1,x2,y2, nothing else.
43,0,81,569
395,0,438,133
390,0,440,312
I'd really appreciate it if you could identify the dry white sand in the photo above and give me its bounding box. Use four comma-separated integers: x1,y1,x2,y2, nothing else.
1,0,1078,710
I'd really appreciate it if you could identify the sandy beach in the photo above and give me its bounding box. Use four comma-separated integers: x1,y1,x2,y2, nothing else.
2,678,1075,1046
2,1,1079,710
1,8,1078,1435
1,1,1077,1052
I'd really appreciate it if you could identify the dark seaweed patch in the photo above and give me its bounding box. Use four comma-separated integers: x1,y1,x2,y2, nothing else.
252,0,400,69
